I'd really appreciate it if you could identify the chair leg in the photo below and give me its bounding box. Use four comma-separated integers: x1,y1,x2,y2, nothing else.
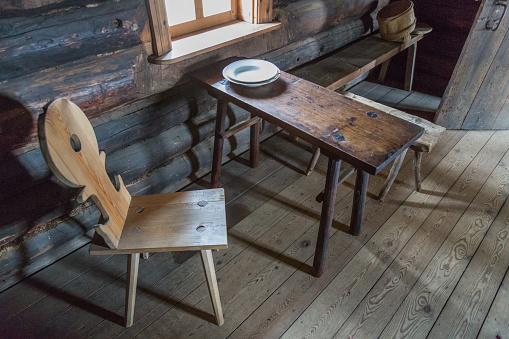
414,150,423,192
125,253,140,327
306,147,321,176
377,149,408,202
200,250,224,326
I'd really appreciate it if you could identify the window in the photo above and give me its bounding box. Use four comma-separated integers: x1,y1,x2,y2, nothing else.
145,0,277,63
166,0,237,38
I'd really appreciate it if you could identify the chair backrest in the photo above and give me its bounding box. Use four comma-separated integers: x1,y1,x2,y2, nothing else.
38,99,131,248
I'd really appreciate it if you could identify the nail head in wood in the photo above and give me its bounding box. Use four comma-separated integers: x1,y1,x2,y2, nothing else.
332,133,346,142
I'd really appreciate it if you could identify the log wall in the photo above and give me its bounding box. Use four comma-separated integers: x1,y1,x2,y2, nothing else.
0,0,387,292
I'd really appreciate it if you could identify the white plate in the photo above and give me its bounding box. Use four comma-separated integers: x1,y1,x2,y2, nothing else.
223,59,279,84
225,70,280,87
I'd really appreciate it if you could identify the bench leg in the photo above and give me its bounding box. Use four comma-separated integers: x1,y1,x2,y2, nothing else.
125,253,140,327
200,250,224,326
306,146,321,176
313,157,341,277
250,118,260,168
405,42,417,91
377,148,408,202
379,59,391,83
211,99,228,188
351,169,369,236
414,150,423,192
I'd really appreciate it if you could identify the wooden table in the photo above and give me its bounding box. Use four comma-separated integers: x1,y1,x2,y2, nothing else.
190,57,423,277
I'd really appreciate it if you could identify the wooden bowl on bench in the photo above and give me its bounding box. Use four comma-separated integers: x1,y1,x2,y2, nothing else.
377,0,416,41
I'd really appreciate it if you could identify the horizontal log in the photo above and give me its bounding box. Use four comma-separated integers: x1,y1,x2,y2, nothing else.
1,45,144,137
0,0,138,38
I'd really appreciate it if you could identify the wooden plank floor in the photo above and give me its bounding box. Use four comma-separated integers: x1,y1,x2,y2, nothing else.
2,130,509,339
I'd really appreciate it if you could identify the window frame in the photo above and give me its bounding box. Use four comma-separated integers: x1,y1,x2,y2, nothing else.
168,0,238,38
145,0,274,58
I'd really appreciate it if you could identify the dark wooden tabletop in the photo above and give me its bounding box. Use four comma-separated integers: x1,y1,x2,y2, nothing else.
189,57,423,175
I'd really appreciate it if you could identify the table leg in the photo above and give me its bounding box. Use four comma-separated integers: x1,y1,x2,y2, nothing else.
351,169,369,236
211,99,228,188
405,42,417,91
313,157,342,277
250,118,260,168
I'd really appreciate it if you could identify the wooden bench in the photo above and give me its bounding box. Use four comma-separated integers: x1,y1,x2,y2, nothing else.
291,33,423,92
339,91,446,200
291,28,446,200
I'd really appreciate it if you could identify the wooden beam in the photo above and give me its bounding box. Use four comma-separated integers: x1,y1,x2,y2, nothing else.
145,0,172,56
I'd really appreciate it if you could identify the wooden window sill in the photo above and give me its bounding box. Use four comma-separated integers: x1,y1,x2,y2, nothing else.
147,20,281,65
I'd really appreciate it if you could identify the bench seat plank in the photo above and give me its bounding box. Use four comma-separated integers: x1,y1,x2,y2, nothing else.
291,34,423,91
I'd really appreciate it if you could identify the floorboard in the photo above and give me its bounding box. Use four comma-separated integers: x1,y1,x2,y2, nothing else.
2,130,509,339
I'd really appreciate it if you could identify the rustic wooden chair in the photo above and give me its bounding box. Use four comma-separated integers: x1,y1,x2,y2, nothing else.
38,98,227,327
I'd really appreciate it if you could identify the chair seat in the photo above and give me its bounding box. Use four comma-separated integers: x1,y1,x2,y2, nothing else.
90,188,227,255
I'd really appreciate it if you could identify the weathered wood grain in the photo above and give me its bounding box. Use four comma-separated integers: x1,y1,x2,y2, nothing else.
332,130,509,339
379,136,509,338
0,6,144,81
426,154,509,338
435,0,509,128
478,267,509,338
461,22,509,129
